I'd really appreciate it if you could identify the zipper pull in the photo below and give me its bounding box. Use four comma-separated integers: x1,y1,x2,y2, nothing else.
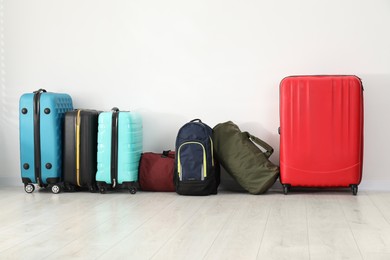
112,178,116,188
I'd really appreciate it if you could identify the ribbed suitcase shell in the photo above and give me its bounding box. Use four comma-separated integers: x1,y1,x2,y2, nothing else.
279,75,364,193
19,90,73,192
96,110,142,193
63,109,100,192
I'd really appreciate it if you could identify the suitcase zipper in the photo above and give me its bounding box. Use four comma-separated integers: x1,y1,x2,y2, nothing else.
33,89,46,187
76,109,81,187
111,109,119,188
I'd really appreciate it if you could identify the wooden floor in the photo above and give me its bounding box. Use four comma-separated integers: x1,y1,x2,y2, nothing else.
0,187,390,260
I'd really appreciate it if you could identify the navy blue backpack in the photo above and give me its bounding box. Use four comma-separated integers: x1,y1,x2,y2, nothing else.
175,119,220,195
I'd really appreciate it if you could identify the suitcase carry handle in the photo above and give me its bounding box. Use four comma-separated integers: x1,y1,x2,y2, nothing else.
33,89,47,94
243,132,274,158
111,107,119,112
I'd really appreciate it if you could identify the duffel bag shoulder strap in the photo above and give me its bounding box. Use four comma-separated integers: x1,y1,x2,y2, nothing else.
242,132,274,158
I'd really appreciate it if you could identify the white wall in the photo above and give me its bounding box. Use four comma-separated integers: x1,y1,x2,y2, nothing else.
1,0,390,190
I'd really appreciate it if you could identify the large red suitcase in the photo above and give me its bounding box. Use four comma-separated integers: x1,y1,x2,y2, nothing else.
279,75,364,195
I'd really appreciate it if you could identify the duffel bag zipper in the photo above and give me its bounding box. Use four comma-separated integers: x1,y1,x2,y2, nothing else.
209,137,215,167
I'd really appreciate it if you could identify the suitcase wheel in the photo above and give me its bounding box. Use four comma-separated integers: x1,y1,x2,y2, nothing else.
283,184,290,195
51,184,61,194
88,184,99,193
65,184,76,192
24,184,35,193
351,185,358,196
129,187,137,194
99,187,107,194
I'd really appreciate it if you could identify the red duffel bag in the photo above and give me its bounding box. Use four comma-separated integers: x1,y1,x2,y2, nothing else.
139,151,175,192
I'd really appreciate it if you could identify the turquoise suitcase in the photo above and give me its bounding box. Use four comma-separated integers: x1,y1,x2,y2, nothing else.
19,89,73,193
96,108,143,194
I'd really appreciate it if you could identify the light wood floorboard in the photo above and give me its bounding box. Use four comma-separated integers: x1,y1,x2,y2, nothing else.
1,187,390,259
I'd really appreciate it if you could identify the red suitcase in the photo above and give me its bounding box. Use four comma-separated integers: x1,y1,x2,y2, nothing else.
279,75,364,195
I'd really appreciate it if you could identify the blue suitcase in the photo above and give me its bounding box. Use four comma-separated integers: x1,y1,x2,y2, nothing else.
96,108,143,194
19,89,73,193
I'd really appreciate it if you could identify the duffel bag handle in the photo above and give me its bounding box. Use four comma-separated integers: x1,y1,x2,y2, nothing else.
162,150,175,158
243,132,274,158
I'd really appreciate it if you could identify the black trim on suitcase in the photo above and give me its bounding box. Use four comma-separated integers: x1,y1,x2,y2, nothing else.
76,110,81,187
33,89,46,187
111,108,119,188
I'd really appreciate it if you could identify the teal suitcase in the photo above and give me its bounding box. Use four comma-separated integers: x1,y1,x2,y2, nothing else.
96,108,143,194
19,89,73,193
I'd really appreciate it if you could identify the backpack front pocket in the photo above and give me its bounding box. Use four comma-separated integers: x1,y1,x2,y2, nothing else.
178,142,207,181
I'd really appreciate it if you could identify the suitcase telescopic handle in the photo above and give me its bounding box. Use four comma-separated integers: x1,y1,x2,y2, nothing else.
243,132,274,158
33,89,47,94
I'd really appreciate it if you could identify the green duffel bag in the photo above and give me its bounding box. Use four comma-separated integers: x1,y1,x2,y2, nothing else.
213,121,279,194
